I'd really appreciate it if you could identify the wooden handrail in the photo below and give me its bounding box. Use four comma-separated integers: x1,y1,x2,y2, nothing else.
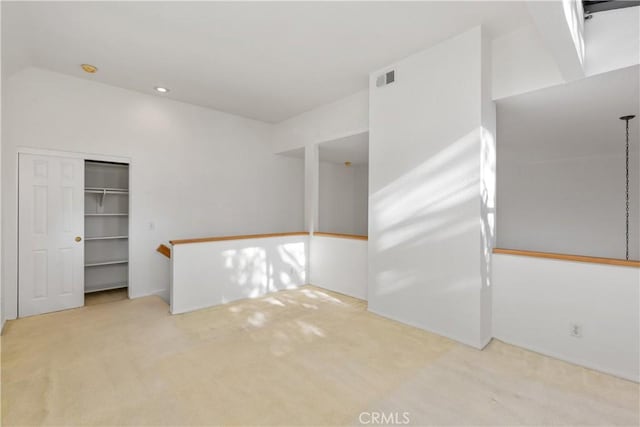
156,244,171,259
493,248,640,268
313,232,368,241
170,232,308,245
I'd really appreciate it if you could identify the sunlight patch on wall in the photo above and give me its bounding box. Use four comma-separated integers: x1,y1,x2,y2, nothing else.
371,129,481,256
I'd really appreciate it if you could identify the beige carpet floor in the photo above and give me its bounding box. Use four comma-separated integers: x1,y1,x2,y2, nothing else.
1,285,638,426
85,288,128,307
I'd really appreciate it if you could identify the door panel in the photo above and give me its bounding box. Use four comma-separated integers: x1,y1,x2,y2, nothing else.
33,185,48,233
33,250,48,298
19,154,84,317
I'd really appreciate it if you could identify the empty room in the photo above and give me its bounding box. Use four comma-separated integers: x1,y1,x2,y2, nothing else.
1,1,639,425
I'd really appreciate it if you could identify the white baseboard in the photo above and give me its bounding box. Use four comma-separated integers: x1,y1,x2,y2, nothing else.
493,335,639,383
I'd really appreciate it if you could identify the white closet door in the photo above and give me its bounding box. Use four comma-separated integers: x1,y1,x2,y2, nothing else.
19,154,84,317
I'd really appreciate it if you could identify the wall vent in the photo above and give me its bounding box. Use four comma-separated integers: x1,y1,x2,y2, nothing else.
376,70,395,87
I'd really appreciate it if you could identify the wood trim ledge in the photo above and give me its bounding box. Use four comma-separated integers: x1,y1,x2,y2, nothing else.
156,244,171,259
170,232,308,245
313,232,368,241
493,248,640,268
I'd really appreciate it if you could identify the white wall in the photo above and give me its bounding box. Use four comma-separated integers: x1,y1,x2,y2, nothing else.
276,91,370,236
493,253,640,382
584,7,640,77
310,235,367,300
492,6,640,101
368,27,495,349
492,25,564,100
0,3,3,330
271,90,369,154
353,163,369,236
304,144,319,233
0,3,31,86
526,0,585,82
318,161,368,236
170,234,307,314
2,67,305,319
498,150,640,259
496,66,640,260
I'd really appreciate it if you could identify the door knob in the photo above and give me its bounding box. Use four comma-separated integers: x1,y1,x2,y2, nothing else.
75,236,82,242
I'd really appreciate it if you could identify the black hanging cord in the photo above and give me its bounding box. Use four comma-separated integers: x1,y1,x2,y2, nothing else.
620,115,635,260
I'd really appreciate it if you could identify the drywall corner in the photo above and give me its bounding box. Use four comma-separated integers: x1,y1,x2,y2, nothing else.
272,90,369,153
480,26,497,347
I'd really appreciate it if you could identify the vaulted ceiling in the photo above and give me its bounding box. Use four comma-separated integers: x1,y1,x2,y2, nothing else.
2,1,530,122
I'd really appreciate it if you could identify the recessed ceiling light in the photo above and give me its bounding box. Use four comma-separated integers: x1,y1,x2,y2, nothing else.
154,87,170,93
81,64,98,74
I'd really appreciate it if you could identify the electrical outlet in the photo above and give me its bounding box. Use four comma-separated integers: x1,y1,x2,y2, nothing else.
569,323,582,338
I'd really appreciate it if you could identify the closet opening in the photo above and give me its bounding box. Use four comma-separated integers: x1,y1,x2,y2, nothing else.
84,160,130,301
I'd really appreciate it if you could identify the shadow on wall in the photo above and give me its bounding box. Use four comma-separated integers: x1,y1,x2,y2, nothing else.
369,127,495,343
219,241,307,303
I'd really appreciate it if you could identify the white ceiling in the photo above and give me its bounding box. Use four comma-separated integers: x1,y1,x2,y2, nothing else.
319,132,369,165
2,1,530,123
497,65,639,159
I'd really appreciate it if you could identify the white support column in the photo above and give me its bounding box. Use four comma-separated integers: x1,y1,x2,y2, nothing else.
480,29,497,346
368,26,496,349
304,144,319,234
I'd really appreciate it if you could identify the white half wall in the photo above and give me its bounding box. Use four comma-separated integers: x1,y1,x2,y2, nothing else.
493,253,640,382
170,234,308,314
310,235,367,300
2,67,304,319
368,27,495,349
